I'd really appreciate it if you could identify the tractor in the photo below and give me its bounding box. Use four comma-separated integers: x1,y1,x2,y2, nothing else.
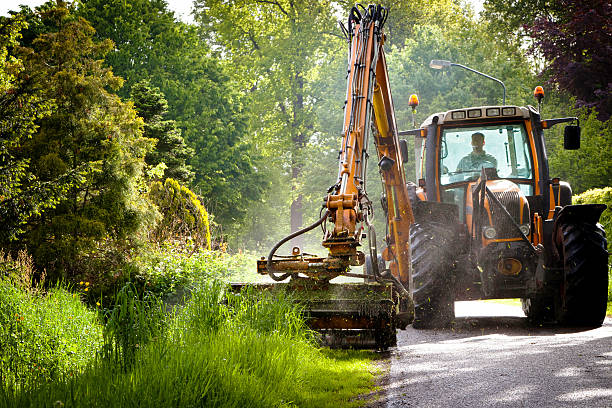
397,96,608,328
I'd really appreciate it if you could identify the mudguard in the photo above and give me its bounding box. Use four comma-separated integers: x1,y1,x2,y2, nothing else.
554,204,606,228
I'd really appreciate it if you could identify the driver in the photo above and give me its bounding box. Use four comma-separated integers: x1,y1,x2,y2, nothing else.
456,132,497,172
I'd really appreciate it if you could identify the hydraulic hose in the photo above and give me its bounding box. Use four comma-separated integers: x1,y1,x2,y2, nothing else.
267,210,331,281
367,221,410,298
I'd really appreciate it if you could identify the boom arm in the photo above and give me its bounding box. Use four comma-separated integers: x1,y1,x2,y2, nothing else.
263,4,413,290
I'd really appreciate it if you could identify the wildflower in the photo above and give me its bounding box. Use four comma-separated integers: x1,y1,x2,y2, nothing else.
85,282,90,286
84,288,89,292
79,281,83,285
96,302,100,306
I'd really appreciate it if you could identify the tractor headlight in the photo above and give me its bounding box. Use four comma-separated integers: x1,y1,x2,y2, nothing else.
519,224,530,236
483,226,497,239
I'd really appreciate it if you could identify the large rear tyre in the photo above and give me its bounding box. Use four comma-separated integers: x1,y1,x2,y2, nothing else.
557,220,608,327
411,222,456,329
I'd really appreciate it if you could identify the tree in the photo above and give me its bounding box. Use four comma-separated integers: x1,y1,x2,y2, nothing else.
77,0,267,231
131,80,194,183
0,15,82,244
526,0,612,120
548,110,612,194
482,0,564,41
337,0,464,48
194,0,341,247
12,3,157,278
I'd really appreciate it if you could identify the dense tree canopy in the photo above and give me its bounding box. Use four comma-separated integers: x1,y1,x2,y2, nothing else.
8,4,157,278
194,0,341,246
0,0,608,255
78,0,267,228
0,15,61,242
131,80,194,183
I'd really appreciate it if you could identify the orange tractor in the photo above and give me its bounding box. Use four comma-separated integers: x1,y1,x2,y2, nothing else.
400,91,608,328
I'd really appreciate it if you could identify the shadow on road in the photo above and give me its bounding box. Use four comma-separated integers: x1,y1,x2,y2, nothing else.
365,308,612,408
447,315,601,337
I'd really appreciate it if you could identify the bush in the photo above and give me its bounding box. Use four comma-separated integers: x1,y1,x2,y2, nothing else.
131,245,260,302
148,178,211,250
573,187,612,300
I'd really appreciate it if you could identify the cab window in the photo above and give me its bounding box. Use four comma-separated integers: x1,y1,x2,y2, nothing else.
440,123,533,185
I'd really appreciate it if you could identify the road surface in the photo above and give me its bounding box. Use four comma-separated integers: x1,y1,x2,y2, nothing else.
367,301,612,408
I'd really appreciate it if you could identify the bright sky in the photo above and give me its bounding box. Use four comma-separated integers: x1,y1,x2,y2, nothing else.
1,0,485,22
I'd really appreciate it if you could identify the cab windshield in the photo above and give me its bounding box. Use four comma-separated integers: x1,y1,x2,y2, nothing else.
440,123,533,185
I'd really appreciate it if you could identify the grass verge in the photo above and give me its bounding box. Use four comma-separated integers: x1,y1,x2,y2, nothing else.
0,278,377,408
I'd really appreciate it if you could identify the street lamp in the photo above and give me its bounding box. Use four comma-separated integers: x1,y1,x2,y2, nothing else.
429,59,506,105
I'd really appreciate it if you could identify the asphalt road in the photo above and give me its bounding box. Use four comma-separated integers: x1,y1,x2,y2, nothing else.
367,301,612,408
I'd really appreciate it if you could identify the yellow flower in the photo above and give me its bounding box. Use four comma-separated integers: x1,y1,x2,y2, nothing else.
79,281,83,285
96,302,100,306
85,282,90,286
84,288,89,292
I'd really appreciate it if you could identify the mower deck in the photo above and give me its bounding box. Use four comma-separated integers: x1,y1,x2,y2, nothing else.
229,279,400,349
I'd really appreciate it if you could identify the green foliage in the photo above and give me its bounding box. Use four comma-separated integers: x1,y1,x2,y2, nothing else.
0,280,103,390
194,0,341,244
131,245,259,301
482,0,563,42
573,187,612,300
573,187,612,236
131,80,194,183
148,178,211,250
354,0,465,48
0,15,76,242
10,4,158,279
1,270,376,407
77,0,266,229
548,110,612,194
103,283,167,371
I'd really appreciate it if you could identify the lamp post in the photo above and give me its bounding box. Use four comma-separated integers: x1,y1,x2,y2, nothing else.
429,59,506,105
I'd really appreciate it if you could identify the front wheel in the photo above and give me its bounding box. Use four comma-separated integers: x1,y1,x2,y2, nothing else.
556,220,608,327
411,222,456,329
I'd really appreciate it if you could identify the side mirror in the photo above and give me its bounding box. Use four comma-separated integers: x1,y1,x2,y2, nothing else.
564,125,580,150
399,139,409,163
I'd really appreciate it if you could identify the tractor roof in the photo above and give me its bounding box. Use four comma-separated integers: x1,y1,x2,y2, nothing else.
420,105,531,128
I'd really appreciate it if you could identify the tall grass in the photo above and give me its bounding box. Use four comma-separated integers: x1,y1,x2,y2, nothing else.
1,279,376,408
0,282,103,390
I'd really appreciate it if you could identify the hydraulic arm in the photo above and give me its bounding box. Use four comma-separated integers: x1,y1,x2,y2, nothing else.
249,4,414,348
262,5,414,288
